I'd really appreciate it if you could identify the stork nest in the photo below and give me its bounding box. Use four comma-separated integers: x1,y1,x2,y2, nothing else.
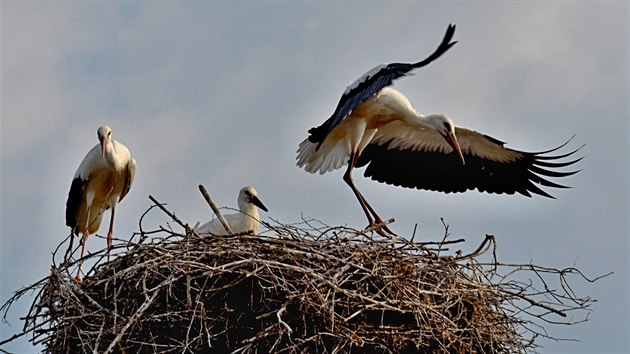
1,196,602,354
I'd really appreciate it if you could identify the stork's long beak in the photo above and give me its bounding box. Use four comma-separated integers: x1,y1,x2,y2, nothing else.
99,136,107,158
444,133,465,165
250,195,269,212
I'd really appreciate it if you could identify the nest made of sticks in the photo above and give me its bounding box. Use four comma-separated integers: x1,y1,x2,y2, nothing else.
1,193,603,354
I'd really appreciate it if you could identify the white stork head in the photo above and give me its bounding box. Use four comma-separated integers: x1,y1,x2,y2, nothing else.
425,114,465,165
239,186,269,212
97,125,113,158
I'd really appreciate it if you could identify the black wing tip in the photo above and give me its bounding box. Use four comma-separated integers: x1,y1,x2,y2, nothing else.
411,23,458,68
533,135,583,156
445,23,457,40
306,23,459,147
525,137,584,197
533,156,584,168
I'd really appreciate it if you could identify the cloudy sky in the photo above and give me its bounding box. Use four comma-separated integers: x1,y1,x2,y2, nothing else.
1,2,627,353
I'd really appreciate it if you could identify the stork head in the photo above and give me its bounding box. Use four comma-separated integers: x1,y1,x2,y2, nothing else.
97,125,112,157
239,186,269,212
428,114,465,165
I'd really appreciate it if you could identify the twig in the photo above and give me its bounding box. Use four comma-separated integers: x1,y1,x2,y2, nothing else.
148,195,191,233
102,276,173,354
198,185,234,234
455,234,496,260
276,306,293,336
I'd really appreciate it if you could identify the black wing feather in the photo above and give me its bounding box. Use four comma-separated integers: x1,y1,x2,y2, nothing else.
356,140,582,198
308,24,457,148
65,177,86,232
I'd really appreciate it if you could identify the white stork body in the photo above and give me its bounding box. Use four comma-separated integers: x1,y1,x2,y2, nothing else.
197,186,268,235
297,87,463,175
296,24,581,235
65,125,136,281
298,88,463,235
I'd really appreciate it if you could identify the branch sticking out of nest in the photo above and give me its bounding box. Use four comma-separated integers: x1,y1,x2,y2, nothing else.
1,193,609,354
198,184,233,234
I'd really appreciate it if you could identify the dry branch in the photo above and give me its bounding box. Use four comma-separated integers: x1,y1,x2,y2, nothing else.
198,184,233,234
1,199,605,354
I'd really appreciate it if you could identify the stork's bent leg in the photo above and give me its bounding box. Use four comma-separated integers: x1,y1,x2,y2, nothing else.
348,169,395,235
343,160,374,226
343,154,395,236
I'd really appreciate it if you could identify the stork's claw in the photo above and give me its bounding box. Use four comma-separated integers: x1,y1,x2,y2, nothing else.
366,218,397,237
379,223,397,236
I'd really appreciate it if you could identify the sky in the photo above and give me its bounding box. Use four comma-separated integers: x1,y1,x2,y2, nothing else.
1,2,628,353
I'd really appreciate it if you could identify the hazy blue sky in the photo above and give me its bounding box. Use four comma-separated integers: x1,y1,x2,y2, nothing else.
1,2,628,353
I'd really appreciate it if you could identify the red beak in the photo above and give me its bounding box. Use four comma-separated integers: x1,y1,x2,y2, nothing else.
99,137,107,157
444,133,465,165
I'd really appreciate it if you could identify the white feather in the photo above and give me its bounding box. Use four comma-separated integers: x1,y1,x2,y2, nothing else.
197,186,267,236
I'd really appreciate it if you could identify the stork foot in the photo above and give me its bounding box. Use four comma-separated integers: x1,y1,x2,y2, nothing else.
374,226,390,237
75,273,83,283
366,218,397,237
376,217,396,235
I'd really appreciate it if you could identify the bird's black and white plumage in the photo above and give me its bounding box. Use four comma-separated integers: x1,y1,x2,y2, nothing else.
297,24,581,236
356,126,582,198
298,25,461,236
65,125,136,281
307,24,457,149
196,186,268,235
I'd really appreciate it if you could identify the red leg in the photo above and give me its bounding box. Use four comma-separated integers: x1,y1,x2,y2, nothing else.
343,160,374,226
343,152,396,236
106,203,116,261
76,205,92,282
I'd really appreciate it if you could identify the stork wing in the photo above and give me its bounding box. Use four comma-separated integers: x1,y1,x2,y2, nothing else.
120,157,136,202
65,144,101,230
65,177,86,230
356,124,582,198
307,24,457,148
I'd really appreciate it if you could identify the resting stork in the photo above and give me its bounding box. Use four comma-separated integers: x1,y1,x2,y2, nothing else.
197,186,268,235
296,24,581,235
65,125,136,281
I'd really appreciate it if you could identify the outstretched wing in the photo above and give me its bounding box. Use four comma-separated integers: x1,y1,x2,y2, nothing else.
356,126,582,198
307,24,457,148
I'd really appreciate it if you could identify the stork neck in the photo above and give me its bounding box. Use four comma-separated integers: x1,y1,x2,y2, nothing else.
102,141,121,167
239,201,260,220
402,111,435,130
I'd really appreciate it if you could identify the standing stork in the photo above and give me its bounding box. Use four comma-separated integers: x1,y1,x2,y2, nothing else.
196,186,268,235
65,125,136,281
297,24,581,235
